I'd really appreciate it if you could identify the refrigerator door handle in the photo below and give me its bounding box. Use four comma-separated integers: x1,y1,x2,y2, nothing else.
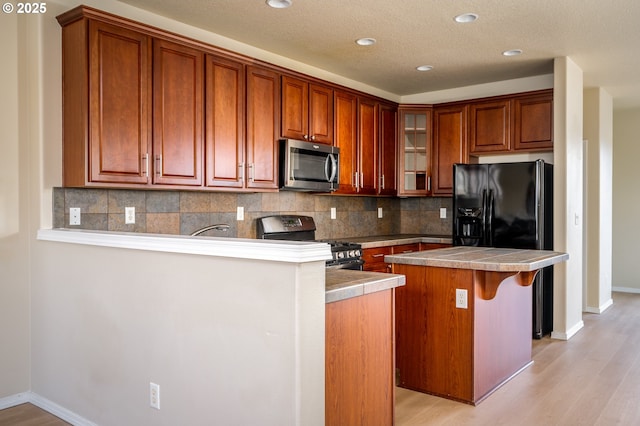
481,189,487,245
487,189,494,246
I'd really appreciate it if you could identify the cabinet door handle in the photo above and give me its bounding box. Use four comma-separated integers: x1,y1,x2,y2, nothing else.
360,172,364,188
427,176,431,191
310,135,316,141
303,134,309,140
372,253,386,258
155,155,162,176
353,172,359,189
380,174,385,189
248,163,254,182
143,153,149,177
238,163,244,182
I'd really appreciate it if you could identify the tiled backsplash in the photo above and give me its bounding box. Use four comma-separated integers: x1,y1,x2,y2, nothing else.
53,188,452,239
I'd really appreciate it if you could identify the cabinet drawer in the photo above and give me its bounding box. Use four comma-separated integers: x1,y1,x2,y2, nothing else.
392,243,421,254
420,243,451,251
362,247,392,272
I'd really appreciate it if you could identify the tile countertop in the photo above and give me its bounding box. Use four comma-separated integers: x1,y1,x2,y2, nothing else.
385,246,569,272
325,269,405,304
340,234,452,249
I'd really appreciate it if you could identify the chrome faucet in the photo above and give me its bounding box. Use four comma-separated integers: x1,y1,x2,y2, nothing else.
190,224,231,236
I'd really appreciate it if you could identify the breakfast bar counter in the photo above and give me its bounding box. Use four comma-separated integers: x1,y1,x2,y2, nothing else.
385,246,568,405
385,246,568,272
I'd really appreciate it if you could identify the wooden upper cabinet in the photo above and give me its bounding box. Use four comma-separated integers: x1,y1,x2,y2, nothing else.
333,90,358,194
246,65,280,190
469,100,511,154
83,20,152,186
513,90,553,151
281,76,307,140
205,54,245,188
378,104,398,196
153,39,203,186
281,75,333,144
433,105,468,196
309,83,334,144
333,93,386,195
357,97,378,195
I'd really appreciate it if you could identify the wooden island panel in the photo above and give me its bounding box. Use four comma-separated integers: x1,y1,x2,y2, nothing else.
325,289,395,426
394,263,535,404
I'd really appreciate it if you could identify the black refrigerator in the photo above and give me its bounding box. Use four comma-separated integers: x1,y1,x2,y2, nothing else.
452,160,553,339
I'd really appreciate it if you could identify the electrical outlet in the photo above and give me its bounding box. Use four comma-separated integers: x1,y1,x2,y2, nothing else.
69,207,81,225
456,289,468,309
150,382,160,410
378,207,383,219
440,208,447,219
237,206,244,221
330,207,336,220
125,207,135,224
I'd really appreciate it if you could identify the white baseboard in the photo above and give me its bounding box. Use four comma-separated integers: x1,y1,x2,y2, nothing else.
0,391,95,426
0,392,31,410
612,286,640,294
551,320,585,341
584,298,614,314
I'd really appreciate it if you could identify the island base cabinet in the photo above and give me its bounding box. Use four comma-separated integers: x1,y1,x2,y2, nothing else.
325,289,395,426
394,264,533,405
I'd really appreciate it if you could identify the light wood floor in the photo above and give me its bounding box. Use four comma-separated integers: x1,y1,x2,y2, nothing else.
2,292,639,426
0,403,68,426
396,291,640,426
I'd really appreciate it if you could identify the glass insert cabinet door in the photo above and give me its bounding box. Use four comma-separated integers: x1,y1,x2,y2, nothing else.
400,109,431,195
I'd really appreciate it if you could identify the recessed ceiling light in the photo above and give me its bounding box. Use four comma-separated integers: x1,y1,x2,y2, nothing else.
266,0,292,8
416,65,434,72
503,49,523,57
356,38,376,46
454,13,478,23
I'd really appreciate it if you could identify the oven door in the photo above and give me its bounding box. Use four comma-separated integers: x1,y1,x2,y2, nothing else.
279,139,339,192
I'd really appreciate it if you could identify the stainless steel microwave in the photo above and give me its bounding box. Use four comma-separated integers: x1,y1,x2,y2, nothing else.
279,139,339,192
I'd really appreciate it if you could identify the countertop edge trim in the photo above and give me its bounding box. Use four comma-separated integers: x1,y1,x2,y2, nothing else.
385,251,569,272
37,229,332,263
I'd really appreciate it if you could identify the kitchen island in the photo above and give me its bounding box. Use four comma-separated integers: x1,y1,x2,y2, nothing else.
385,246,568,405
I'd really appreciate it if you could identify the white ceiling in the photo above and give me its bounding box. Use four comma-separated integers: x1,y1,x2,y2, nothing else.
118,0,640,109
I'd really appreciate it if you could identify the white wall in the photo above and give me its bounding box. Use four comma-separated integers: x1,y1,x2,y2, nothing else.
583,88,613,312
612,107,640,292
552,57,585,340
401,74,554,104
0,10,30,400
30,241,325,425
